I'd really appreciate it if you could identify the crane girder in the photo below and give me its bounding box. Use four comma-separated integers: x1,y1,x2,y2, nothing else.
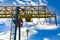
0,6,57,25
0,6,56,18
0,13,56,18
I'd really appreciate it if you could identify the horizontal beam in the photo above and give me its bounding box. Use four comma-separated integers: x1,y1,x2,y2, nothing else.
0,6,46,7
0,13,56,18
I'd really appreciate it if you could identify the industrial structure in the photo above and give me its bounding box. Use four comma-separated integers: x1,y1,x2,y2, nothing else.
0,6,57,40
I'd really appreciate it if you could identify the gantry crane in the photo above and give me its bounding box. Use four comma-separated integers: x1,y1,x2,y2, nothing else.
0,6,57,40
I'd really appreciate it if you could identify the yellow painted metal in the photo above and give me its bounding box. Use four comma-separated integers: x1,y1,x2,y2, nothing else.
0,13,56,18
0,6,56,18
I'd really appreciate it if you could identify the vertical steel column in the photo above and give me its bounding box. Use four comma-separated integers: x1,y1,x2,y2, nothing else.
14,7,19,40
18,26,21,40
55,16,57,25
26,29,29,40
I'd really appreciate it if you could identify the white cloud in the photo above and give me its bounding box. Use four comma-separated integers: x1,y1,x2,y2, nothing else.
57,16,60,21
21,27,37,40
15,0,47,6
28,29,38,37
22,0,31,2
13,2,17,5
0,0,5,2
25,0,47,6
30,1,38,6
48,16,60,22
43,38,50,40
36,24,58,30
38,0,47,6
0,18,12,27
0,18,37,40
0,31,10,40
35,18,58,30
0,27,37,40
43,0,48,3
0,18,12,35
57,33,60,36
0,18,58,40
16,0,25,5
0,15,58,40
27,18,58,30
0,32,7,35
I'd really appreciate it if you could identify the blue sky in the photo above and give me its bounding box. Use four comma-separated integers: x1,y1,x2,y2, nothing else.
0,0,60,40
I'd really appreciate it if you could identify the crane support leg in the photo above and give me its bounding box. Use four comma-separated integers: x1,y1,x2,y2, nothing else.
14,7,20,40
19,27,20,40
14,25,17,40
55,16,57,25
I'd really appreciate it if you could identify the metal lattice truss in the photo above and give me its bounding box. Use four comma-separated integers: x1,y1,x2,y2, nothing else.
0,6,57,25
0,6,56,18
